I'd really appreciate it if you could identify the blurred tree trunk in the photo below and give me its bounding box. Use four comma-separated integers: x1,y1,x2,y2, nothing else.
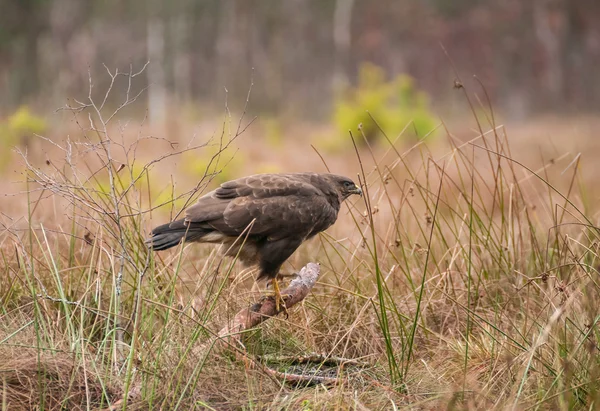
147,18,167,127
215,0,236,93
281,0,312,115
562,0,595,108
333,0,355,91
189,0,219,101
496,2,535,118
533,0,565,107
173,14,192,104
2,0,600,117
215,0,254,107
4,0,48,107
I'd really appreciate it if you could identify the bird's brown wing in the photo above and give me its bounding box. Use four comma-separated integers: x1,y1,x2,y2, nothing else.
214,173,320,199
184,174,337,239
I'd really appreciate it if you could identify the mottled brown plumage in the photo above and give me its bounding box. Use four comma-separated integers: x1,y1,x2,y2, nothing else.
146,173,362,289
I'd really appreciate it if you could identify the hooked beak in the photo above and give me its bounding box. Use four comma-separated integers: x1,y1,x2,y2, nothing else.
352,185,363,197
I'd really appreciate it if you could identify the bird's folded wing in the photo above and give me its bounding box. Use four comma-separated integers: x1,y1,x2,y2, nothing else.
215,174,319,199
186,194,336,240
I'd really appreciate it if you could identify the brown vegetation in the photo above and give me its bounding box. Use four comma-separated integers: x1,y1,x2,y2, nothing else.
1,67,600,409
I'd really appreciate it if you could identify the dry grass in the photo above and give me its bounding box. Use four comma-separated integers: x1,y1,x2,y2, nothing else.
2,68,600,410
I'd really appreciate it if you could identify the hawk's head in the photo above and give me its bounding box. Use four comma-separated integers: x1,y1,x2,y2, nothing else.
330,175,362,200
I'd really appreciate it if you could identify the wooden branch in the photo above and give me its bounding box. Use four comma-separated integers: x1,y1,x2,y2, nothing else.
218,262,321,343
263,367,338,386
201,263,351,387
258,353,367,367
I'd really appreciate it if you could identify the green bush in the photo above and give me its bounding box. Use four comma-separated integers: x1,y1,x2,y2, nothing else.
261,116,284,148
180,146,244,186
333,63,436,147
0,106,47,168
6,106,47,139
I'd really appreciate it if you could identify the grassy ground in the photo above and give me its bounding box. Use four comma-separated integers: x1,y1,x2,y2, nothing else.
1,78,600,410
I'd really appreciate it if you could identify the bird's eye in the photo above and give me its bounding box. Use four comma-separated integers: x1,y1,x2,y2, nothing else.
344,181,353,187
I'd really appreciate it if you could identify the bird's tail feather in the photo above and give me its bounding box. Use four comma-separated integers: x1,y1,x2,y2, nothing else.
146,219,209,251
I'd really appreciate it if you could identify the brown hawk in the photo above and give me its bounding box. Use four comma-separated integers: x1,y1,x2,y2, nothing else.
146,172,362,309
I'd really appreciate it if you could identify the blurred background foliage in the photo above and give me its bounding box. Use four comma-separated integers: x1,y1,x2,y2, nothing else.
0,106,46,169
333,63,436,146
0,0,598,132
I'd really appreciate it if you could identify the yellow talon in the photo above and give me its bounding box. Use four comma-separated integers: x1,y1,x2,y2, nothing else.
271,277,288,315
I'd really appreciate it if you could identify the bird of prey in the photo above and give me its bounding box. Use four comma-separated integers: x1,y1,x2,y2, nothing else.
146,172,362,310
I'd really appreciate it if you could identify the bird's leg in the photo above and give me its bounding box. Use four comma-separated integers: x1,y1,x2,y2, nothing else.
271,277,287,314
